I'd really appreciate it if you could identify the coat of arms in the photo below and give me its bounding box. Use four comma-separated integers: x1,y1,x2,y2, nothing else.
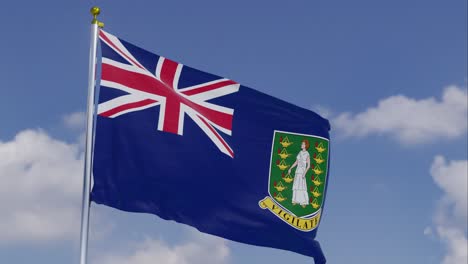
259,130,329,231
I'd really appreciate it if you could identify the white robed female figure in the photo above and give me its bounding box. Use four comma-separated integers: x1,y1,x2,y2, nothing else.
288,139,310,207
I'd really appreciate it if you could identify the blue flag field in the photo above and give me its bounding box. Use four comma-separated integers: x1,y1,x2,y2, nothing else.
91,30,331,263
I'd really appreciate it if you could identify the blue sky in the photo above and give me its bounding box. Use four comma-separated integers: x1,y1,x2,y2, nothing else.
0,1,466,264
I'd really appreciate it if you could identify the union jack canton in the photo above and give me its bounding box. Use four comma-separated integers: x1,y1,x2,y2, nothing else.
97,30,240,157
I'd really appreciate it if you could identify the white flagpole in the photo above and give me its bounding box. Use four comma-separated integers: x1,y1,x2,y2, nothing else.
79,7,103,264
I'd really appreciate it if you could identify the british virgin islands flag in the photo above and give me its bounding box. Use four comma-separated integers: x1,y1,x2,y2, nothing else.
91,30,331,264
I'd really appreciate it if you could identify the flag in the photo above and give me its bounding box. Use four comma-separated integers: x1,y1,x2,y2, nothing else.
91,29,331,264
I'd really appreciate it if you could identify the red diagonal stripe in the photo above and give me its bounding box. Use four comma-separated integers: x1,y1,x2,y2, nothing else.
99,31,144,70
181,80,237,96
198,114,234,157
100,99,157,117
186,102,233,131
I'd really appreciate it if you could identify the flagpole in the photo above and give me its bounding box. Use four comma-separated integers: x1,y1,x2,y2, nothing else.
79,7,103,264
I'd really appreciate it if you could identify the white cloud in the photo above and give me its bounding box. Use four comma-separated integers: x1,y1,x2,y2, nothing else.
312,105,333,119
429,156,467,264
0,129,83,243
94,232,230,264
333,85,467,144
63,111,87,147
436,226,468,264
431,156,468,222
63,111,86,130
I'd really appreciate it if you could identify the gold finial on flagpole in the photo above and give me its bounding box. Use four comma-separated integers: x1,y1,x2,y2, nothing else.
90,6,104,28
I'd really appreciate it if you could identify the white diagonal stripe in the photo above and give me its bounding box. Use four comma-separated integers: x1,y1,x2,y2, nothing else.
177,103,186,135
184,106,233,157
187,84,240,102
100,80,166,102
173,64,183,90
177,78,231,93
155,57,164,80
178,92,234,115
157,101,166,131
100,30,145,70
108,101,161,118
103,58,154,79
98,94,151,114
